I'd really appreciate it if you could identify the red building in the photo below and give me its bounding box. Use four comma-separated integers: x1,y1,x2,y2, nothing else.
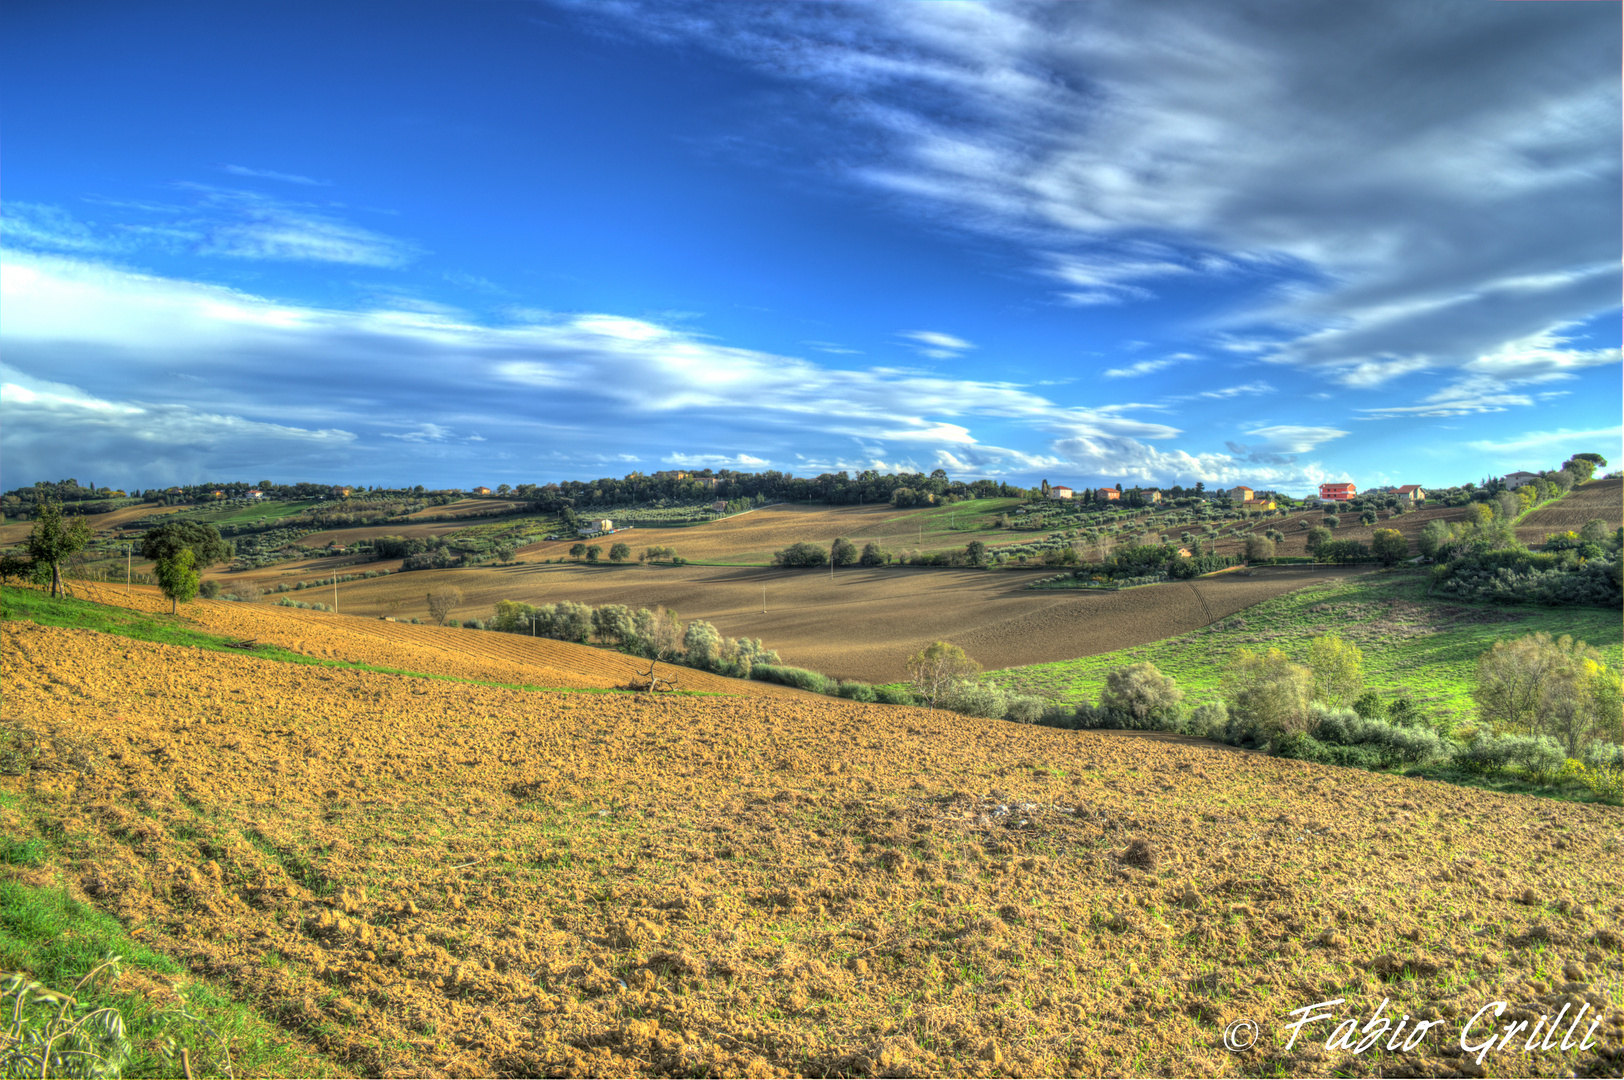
1319,482,1357,502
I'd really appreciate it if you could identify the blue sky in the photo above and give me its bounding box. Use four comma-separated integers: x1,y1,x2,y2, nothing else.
2,0,1619,495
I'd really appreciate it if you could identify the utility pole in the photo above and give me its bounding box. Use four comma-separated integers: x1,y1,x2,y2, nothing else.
126,543,131,601
333,569,338,614
762,584,766,613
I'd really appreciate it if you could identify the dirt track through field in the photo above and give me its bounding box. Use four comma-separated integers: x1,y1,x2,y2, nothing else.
3,620,1620,1078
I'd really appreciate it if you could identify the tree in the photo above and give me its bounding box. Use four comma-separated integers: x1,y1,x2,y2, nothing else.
830,537,859,567
773,542,828,567
965,539,988,567
1370,528,1408,566
569,543,586,560
1222,648,1313,743
1307,635,1363,708
859,541,890,566
1322,514,1340,529
1305,526,1332,557
1098,662,1183,730
609,542,632,563
426,587,463,626
1359,510,1378,526
154,549,199,613
495,545,516,564
1474,632,1620,755
1243,534,1274,562
906,641,981,708
141,520,231,578
585,544,602,563
25,501,93,598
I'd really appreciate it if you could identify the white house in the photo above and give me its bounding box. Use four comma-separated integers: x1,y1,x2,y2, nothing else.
1502,472,1540,490
1395,485,1426,503
1049,485,1073,500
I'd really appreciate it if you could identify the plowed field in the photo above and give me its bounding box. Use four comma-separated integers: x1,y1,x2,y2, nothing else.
3,620,1620,1078
275,564,1373,684
67,583,811,701
1515,479,1624,545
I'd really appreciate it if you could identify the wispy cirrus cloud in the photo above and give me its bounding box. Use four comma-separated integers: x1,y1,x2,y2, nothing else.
561,0,1620,405
2,188,417,268
221,164,329,186
899,329,975,360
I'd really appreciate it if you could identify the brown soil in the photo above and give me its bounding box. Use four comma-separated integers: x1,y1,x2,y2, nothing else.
69,583,812,701
3,617,1619,1078
254,562,1373,684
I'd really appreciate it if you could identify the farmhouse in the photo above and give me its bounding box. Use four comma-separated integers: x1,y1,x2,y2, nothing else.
1502,471,1540,489
330,486,351,497
1242,498,1277,511
1049,486,1073,499
711,500,727,513
1096,488,1120,501
247,490,263,499
1228,486,1255,502
473,486,492,495
1395,485,1426,503
1319,482,1357,503
1144,491,1162,503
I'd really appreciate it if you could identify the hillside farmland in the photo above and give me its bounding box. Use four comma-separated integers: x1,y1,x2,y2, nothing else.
2,608,1620,1078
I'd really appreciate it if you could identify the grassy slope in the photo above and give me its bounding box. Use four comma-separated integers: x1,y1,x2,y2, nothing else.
0,851,340,1078
984,570,1624,717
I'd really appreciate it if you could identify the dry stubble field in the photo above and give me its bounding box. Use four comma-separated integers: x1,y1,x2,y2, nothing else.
3,606,1621,1078
304,563,1372,684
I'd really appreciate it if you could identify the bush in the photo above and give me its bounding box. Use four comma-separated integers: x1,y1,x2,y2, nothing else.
873,684,918,706
1185,701,1229,740
750,664,833,695
198,579,221,599
1307,635,1363,708
1097,662,1183,730
773,542,828,568
1005,695,1048,724
1306,704,1447,767
445,618,459,628
859,541,890,566
942,680,1008,719
906,641,981,707
465,618,484,630
1454,733,1565,776
836,680,877,703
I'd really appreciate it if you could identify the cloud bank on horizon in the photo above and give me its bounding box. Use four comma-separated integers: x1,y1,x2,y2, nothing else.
1,0,1618,492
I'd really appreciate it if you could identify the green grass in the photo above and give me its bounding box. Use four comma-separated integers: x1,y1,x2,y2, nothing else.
0,876,340,1077
984,570,1624,717
187,499,321,525
2,586,734,700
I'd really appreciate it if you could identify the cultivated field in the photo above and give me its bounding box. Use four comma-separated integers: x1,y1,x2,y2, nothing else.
279,563,1373,684
65,583,810,701
3,613,1620,1078
1515,478,1623,546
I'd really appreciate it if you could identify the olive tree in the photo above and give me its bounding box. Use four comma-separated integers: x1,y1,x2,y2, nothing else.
609,542,632,563
1306,635,1363,709
1223,648,1313,744
1097,662,1183,730
1370,528,1408,567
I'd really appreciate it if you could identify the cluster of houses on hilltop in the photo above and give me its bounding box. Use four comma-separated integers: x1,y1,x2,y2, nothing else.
1045,480,1432,507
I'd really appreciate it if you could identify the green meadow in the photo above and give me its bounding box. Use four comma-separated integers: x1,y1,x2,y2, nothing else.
984,570,1624,718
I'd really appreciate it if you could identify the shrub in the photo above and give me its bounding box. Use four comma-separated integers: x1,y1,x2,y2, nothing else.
682,620,723,670
1005,695,1048,724
445,618,459,628
859,541,891,566
1371,528,1407,565
551,601,594,644
751,664,832,695
591,603,636,647
1185,701,1229,740
773,542,828,568
1475,632,1620,756
836,681,877,703
1455,733,1565,776
465,618,484,630
198,579,221,599
830,538,859,567
1097,662,1183,731
942,680,1008,719
873,684,918,706
1322,514,1340,529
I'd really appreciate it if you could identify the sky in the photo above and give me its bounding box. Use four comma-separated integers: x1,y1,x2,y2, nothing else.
2,0,1619,496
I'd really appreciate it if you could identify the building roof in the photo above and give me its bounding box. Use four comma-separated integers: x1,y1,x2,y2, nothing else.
1396,485,1423,494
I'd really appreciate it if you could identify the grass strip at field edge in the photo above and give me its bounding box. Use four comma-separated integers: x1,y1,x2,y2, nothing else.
1,586,733,700
0,861,343,1079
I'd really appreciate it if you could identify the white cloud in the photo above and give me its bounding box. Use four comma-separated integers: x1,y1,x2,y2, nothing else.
1103,358,1175,379
661,452,770,469
573,0,1620,397
899,329,975,359
1463,426,1623,458
221,164,329,186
